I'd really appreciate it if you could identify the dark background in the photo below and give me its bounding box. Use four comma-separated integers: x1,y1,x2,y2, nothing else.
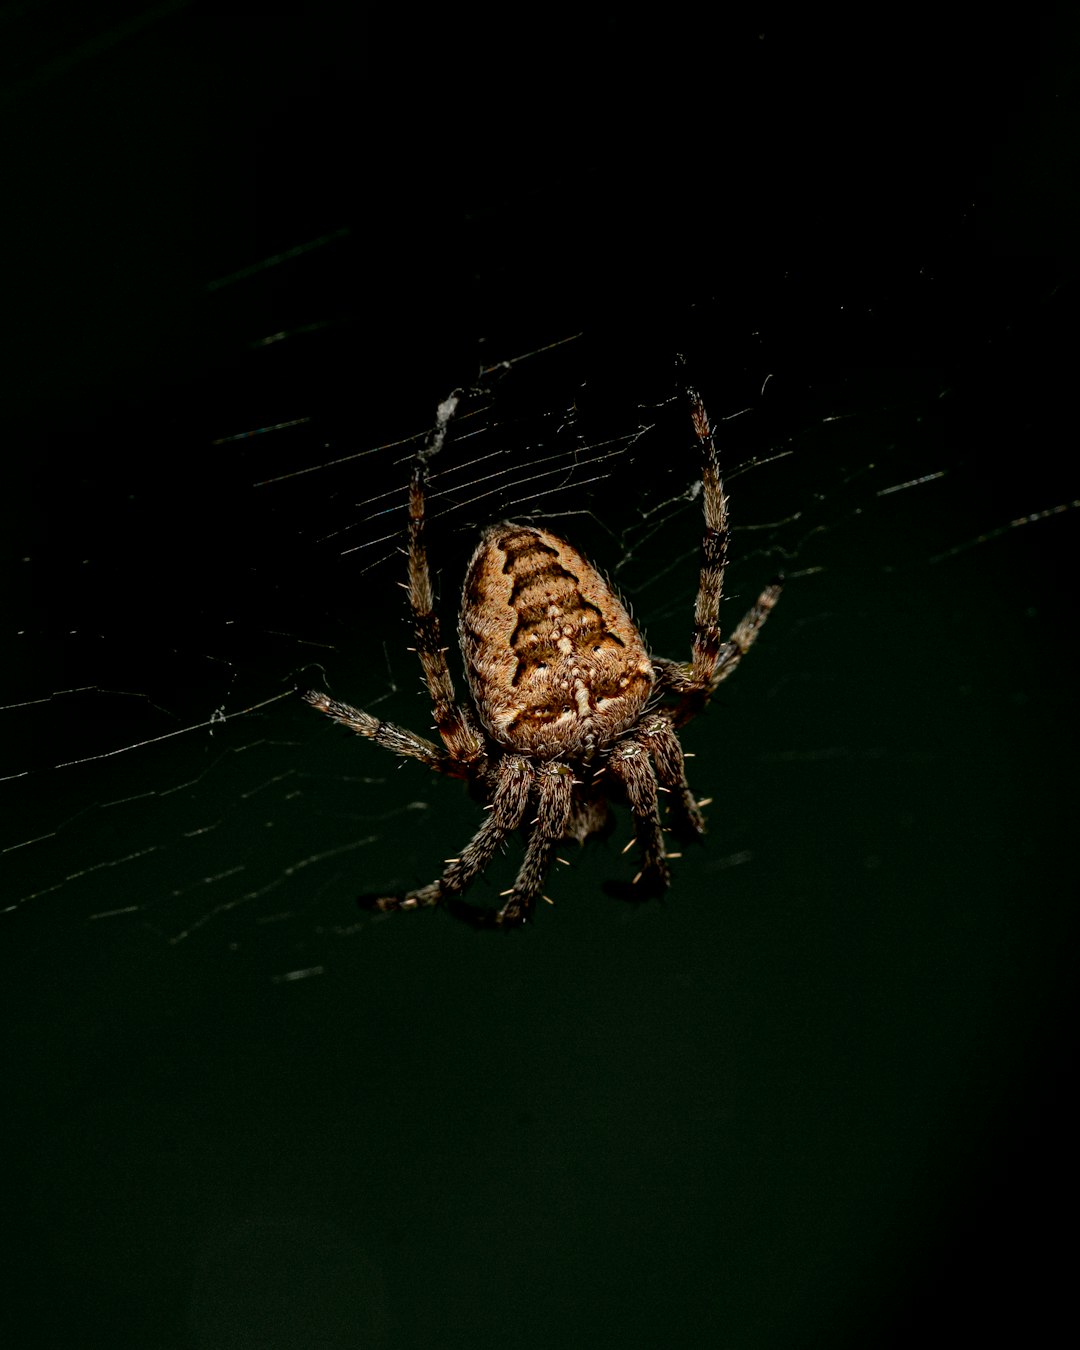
2,4,1076,1347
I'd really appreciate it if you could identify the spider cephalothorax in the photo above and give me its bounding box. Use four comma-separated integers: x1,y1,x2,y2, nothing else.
306,383,781,928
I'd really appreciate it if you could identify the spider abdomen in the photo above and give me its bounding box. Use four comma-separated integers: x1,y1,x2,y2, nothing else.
459,524,654,760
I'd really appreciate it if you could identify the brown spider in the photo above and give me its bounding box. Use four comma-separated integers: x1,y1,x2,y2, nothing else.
305,382,782,928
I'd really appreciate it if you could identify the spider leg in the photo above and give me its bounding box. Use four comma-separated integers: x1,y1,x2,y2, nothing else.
604,738,670,900
708,580,784,690
360,755,533,919
651,375,782,726
303,691,463,776
408,392,486,770
492,763,575,928
637,713,706,843
652,576,782,724
685,381,731,691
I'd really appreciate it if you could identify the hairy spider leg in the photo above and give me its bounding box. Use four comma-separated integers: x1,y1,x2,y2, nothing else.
686,385,731,690
359,758,574,929
637,712,706,843
651,380,783,727
302,691,460,776
604,738,670,899
305,394,490,779
493,763,575,927
360,754,533,918
708,581,784,690
407,391,487,771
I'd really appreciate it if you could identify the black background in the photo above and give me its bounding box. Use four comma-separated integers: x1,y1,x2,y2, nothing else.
2,4,1076,1347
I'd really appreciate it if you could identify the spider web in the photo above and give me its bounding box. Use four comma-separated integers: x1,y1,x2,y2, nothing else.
6,265,1076,1346
4,5,1078,1346
4,272,1073,959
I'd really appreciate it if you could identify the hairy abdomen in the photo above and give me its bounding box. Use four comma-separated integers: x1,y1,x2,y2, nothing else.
459,525,654,760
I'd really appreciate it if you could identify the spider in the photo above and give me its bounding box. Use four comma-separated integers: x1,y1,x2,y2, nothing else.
305,380,782,928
